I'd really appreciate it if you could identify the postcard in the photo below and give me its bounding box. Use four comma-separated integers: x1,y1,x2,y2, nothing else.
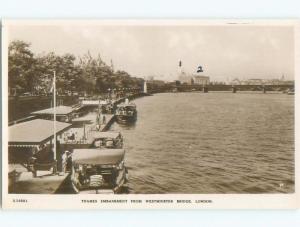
2,19,299,209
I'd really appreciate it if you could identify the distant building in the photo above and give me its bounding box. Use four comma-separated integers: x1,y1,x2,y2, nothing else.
177,61,210,85
149,80,165,86
193,75,210,85
231,78,241,85
178,73,210,85
178,72,193,84
246,79,264,85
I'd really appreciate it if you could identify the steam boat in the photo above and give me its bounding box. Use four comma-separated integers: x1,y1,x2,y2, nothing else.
115,102,137,124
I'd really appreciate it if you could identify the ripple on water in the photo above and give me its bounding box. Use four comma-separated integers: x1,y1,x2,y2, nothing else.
111,93,294,194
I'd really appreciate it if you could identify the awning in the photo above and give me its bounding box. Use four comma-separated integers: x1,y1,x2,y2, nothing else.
9,119,71,146
91,131,121,140
81,100,108,106
8,144,39,148
72,113,96,123
72,149,125,165
31,105,73,116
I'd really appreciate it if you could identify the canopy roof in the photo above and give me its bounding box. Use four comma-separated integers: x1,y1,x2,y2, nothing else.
81,100,109,106
72,113,96,123
31,105,73,116
91,131,121,140
9,119,71,146
72,149,125,165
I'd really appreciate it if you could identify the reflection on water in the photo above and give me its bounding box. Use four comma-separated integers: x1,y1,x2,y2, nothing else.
111,92,294,194
116,121,137,130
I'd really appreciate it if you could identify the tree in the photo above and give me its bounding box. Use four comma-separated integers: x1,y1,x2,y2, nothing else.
35,52,81,94
8,40,36,93
8,40,145,96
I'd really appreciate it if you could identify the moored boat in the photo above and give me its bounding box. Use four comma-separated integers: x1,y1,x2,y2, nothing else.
115,103,137,124
89,131,123,149
71,149,128,194
285,88,295,95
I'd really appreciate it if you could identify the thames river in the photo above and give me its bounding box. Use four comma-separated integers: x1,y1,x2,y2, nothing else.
111,92,294,194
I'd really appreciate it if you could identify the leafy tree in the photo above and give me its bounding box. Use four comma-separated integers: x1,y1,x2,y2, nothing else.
8,40,36,93
8,40,159,96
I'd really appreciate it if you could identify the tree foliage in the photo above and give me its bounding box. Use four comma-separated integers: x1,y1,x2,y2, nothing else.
8,40,36,91
8,40,144,95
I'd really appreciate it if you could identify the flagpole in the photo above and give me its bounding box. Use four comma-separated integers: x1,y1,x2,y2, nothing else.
53,71,57,162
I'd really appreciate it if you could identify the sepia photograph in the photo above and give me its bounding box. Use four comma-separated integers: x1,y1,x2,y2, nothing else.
1,20,299,209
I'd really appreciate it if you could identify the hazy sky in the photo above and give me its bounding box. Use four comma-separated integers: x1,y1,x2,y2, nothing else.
8,24,294,82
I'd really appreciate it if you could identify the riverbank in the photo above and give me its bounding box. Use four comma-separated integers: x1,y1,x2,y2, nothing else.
8,92,151,124
8,92,149,194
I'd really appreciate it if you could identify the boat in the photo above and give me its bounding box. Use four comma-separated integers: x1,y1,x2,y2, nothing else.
71,149,128,194
115,102,137,123
287,88,295,95
89,131,123,149
283,88,295,95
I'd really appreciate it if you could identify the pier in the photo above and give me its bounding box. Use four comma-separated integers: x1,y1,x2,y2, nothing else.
9,169,70,194
8,91,149,194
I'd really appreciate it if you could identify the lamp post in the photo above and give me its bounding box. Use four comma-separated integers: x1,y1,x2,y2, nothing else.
107,88,111,100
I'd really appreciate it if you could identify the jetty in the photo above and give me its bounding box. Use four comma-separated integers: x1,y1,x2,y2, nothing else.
8,119,71,194
8,91,149,194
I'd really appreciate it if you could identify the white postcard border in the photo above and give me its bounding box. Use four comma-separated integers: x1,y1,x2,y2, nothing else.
2,19,300,209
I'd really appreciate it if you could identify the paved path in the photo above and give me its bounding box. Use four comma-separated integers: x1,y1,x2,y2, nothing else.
10,171,70,194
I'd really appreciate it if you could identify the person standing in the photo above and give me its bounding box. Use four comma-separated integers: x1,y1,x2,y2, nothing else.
62,150,69,173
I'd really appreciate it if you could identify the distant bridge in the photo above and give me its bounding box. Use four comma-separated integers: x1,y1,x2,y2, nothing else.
169,84,294,93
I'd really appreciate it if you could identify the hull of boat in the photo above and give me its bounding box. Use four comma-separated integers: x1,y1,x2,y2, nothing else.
116,114,137,124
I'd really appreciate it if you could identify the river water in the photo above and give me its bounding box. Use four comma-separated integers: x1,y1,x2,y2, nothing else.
111,92,294,194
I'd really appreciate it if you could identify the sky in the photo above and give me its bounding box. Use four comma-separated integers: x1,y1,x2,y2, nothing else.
7,23,295,82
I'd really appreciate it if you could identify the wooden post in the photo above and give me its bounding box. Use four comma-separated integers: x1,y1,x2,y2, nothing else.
83,123,86,140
